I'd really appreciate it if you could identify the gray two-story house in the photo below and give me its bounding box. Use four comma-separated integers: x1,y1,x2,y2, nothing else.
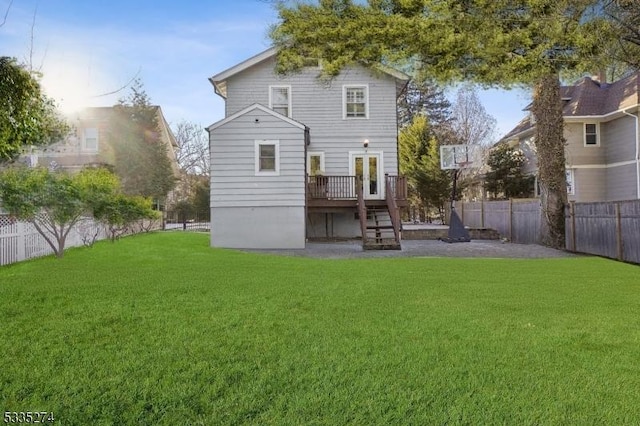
501,72,640,202
207,48,409,249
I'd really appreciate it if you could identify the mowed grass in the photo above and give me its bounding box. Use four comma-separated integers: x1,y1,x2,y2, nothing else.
1,233,639,425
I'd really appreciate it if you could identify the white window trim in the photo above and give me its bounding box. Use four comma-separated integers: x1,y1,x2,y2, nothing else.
566,168,576,195
307,151,325,175
269,85,292,118
343,84,369,120
348,150,385,199
535,170,575,196
584,122,600,147
255,140,280,176
82,127,99,152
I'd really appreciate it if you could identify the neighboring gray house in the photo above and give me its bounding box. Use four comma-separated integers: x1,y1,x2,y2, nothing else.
207,48,409,249
501,72,640,202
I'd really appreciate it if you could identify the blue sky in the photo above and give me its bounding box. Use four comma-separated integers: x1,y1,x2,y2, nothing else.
0,0,531,138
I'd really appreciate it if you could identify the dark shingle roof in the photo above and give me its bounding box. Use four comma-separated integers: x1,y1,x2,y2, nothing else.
500,72,640,141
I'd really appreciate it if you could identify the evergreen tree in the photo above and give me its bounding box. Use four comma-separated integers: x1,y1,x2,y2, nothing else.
108,79,176,205
485,143,535,199
602,0,640,70
399,115,451,221
398,79,452,129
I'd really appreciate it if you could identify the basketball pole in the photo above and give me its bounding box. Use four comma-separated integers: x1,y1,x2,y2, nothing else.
443,165,471,243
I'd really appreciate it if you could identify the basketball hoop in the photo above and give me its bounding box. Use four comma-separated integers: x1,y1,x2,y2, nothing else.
439,144,480,170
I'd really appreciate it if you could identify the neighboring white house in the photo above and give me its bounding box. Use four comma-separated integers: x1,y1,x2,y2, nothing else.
207,47,409,249
24,106,180,176
500,72,640,202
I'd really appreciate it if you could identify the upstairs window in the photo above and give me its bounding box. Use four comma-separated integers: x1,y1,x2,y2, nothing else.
343,85,368,119
83,128,99,151
584,123,599,146
255,140,280,176
269,86,291,118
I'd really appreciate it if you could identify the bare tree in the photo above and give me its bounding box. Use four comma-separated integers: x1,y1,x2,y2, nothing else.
448,85,497,200
173,120,209,176
450,85,496,147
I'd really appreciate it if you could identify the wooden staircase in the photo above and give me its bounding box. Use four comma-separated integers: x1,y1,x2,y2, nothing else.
363,206,401,250
357,178,402,250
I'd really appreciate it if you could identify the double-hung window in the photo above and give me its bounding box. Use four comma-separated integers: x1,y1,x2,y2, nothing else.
269,85,291,118
255,140,280,176
584,123,599,146
343,85,368,119
83,128,99,151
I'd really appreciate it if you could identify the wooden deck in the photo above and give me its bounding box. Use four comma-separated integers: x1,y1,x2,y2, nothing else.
306,175,407,211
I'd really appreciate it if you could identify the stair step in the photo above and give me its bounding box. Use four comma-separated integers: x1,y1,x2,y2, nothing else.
366,225,394,230
363,242,402,250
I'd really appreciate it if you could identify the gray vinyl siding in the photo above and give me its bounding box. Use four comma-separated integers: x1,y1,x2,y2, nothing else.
603,116,636,164
564,123,605,166
571,168,606,202
209,108,306,208
565,119,640,202
225,58,400,175
212,206,305,249
606,163,638,201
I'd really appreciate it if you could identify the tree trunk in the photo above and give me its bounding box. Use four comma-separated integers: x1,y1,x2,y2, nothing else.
531,73,567,249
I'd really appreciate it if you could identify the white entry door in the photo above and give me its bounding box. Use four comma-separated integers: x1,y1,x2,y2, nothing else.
351,152,383,200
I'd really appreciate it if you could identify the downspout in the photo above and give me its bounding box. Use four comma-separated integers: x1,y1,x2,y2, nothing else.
622,109,640,199
396,79,411,176
304,126,310,241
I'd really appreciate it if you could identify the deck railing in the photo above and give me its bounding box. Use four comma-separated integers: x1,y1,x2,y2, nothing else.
307,175,357,199
386,175,407,202
385,178,402,245
356,179,368,245
308,175,407,201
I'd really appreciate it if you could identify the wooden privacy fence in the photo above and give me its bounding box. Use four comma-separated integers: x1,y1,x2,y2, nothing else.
459,198,640,263
459,199,541,244
566,200,640,264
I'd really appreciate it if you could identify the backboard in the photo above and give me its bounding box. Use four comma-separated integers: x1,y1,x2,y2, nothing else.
440,144,480,170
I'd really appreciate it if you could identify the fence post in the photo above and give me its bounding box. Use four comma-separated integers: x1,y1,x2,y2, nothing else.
17,221,26,262
616,202,623,261
568,201,576,252
480,200,485,228
509,198,513,242
461,202,465,225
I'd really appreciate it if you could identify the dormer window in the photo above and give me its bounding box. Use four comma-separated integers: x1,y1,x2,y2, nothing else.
343,85,369,119
584,123,599,146
269,85,291,118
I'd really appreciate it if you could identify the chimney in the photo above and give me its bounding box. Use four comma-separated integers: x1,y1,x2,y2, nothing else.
594,69,608,87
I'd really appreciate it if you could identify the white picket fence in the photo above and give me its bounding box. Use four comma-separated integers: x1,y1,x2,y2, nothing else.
0,215,160,266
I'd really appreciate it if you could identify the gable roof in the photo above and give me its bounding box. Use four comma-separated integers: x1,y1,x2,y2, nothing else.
500,72,640,141
206,103,307,132
563,73,640,116
208,47,410,99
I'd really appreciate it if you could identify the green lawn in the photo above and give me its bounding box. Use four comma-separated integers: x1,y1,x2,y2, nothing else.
1,232,639,425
